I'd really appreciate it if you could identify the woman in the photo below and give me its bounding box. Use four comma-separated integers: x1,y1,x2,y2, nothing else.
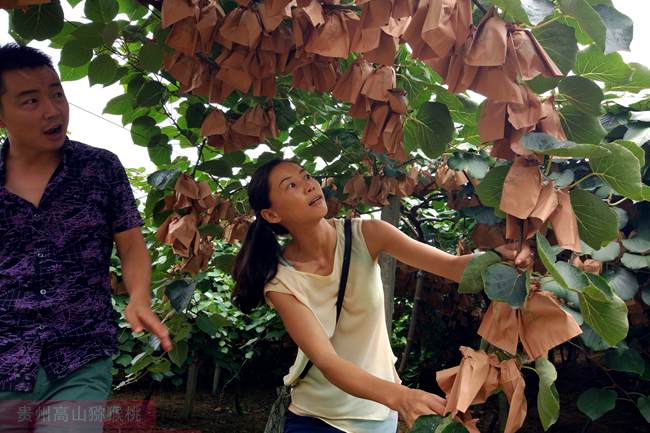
232,159,527,433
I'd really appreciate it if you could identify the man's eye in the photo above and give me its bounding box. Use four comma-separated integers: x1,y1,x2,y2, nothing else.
23,98,37,106
53,92,65,99
288,183,296,189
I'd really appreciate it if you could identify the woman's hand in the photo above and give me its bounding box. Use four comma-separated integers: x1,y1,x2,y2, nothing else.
390,385,446,429
494,242,534,269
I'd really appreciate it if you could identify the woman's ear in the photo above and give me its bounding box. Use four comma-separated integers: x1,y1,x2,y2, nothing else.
260,208,281,225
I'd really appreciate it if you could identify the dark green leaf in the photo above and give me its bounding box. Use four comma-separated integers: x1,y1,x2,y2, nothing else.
604,347,645,376
10,2,64,41
593,4,633,54
136,81,166,107
493,0,531,24
168,340,189,367
59,63,89,81
589,141,646,200
522,0,555,25
533,21,578,74
637,396,650,423
581,323,610,351
213,253,236,273
577,388,617,421
620,253,650,270
131,115,159,146
579,282,628,346
404,102,453,158
198,159,232,177
148,134,172,166
558,76,603,116
570,189,618,249
475,165,510,208
85,0,119,23
88,54,118,85
104,94,133,115
148,169,180,190
165,279,197,313
575,44,632,84
71,22,105,49
459,251,501,294
558,0,606,51
60,39,93,67
559,106,606,144
482,264,529,308
589,241,620,262
522,132,609,157
139,43,164,73
447,151,491,179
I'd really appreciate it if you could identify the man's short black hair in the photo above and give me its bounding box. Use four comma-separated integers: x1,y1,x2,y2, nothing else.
0,43,55,98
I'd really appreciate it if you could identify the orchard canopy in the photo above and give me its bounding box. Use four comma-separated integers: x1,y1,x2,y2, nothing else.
4,0,650,431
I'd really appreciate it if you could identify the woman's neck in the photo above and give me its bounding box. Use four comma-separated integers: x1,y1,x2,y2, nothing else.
284,219,337,264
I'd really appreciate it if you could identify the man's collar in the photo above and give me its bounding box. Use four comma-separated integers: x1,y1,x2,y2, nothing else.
0,137,74,184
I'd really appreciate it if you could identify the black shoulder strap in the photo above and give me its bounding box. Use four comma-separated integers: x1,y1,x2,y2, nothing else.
299,218,352,380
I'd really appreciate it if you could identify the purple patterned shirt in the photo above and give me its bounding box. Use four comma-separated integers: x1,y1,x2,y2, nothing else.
0,138,144,392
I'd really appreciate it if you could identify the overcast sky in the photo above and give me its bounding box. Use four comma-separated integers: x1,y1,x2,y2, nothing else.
1,0,649,171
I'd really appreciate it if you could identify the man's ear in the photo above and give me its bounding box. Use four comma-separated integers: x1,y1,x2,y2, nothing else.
260,208,281,225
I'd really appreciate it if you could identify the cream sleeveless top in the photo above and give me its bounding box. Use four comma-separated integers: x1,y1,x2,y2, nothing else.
264,218,400,432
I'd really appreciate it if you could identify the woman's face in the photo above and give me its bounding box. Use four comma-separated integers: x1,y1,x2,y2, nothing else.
262,162,328,226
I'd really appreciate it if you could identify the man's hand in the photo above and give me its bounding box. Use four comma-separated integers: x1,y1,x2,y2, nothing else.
124,299,172,352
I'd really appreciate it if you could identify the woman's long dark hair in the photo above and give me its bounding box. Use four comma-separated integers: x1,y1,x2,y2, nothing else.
232,158,292,312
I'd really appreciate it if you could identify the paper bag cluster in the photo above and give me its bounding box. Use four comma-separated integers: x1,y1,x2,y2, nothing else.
200,105,279,153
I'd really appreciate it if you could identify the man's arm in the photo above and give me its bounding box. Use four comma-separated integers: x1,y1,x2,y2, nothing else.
114,227,172,352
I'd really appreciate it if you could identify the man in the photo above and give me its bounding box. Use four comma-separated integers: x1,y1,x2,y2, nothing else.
0,43,171,432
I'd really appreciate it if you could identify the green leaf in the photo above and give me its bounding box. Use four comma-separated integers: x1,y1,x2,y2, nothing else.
537,234,568,288
59,63,88,81
589,240,620,261
493,0,531,24
410,415,445,433
165,279,197,313
592,4,633,54
614,140,645,166
577,388,617,421
104,94,133,115
604,347,645,376
148,169,180,190
559,106,606,144
197,159,233,177
88,54,118,85
447,151,491,180
610,63,650,92
195,313,228,337
168,340,188,367
139,43,164,73
60,39,93,67
404,102,454,158
533,21,578,74
558,0,606,52
630,111,650,123
85,0,119,23
589,141,646,200
521,0,555,25
114,353,132,367
570,189,618,249
459,251,501,294
623,126,650,147
71,22,105,49
581,323,610,351
535,357,560,430
548,169,575,188
579,281,628,346
148,358,171,374
214,253,236,273
129,353,154,373
556,261,590,290
148,134,172,166
522,133,609,158
637,396,650,424
575,44,632,84
131,115,160,146
475,165,510,208
621,229,650,253
136,81,166,107
482,264,529,308
621,253,650,270
558,76,603,116
102,20,120,46
10,2,64,41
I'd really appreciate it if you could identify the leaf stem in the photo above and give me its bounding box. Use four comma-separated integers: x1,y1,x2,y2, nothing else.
568,172,597,189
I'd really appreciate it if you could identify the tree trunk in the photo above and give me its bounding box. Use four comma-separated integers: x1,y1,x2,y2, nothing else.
182,355,200,419
380,195,400,334
398,270,424,374
212,363,222,395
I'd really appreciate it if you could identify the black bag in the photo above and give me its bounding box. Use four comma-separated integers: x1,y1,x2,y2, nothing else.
263,219,353,433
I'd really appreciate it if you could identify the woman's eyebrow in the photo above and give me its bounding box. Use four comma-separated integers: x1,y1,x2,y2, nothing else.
279,168,306,186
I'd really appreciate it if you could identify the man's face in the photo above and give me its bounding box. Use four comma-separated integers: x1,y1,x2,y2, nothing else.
0,66,69,152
